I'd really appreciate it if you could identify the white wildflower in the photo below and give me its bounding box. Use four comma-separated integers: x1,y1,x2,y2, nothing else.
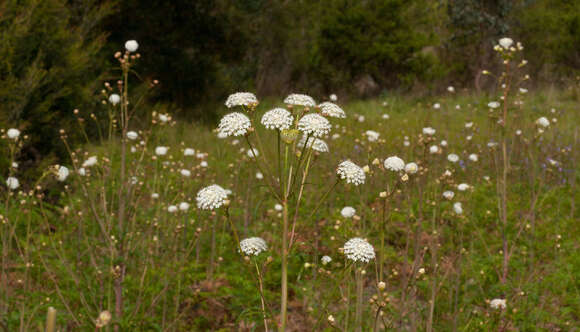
443,191,455,200
57,166,69,182
488,101,500,109
155,146,168,156
447,154,459,163
405,162,418,174
218,112,252,137
423,127,436,135
457,183,470,191
384,156,405,172
298,113,331,137
6,128,20,140
6,177,19,190
108,94,121,105
490,299,507,310
318,102,346,118
284,93,316,107
321,255,332,265
261,108,293,130
184,148,195,156
535,117,550,128
341,206,356,218
343,238,375,263
365,130,380,142
225,92,258,108
469,154,478,162
298,135,329,153
168,205,178,213
179,202,190,211
82,156,98,167
453,202,463,214
240,237,268,256
125,40,139,52
196,184,228,210
336,160,365,185
498,37,513,50
126,131,138,140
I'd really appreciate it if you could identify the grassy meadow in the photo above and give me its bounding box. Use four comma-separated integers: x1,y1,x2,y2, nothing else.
1,45,579,332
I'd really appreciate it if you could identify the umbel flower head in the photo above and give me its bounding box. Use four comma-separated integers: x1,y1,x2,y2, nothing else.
284,93,316,107
384,156,405,172
298,135,329,153
318,102,346,118
225,92,258,108
218,112,252,137
240,237,268,256
490,298,507,310
125,40,139,53
57,166,70,182
261,108,293,130
6,128,20,140
6,177,19,190
336,160,366,185
343,237,375,263
298,113,331,138
196,184,229,210
341,206,356,218
536,117,550,128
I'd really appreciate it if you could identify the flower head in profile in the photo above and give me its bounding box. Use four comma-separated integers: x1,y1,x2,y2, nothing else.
365,130,380,142
321,255,332,265
341,206,356,218
443,191,455,200
298,113,331,137
284,93,316,107
343,238,375,263
488,101,500,109
57,166,70,182
457,183,470,191
384,156,405,172
6,177,19,190
225,92,258,108
261,108,293,130
423,127,436,136
447,154,459,163
6,128,20,140
218,112,252,137
318,102,346,118
337,160,366,185
498,37,513,50
184,148,195,156
125,40,139,52
155,146,168,156
240,237,268,256
246,148,259,158
490,298,507,310
298,135,329,153
82,156,98,167
535,117,550,128
453,202,463,214
404,162,418,174
196,184,228,210
126,131,138,140
109,94,121,105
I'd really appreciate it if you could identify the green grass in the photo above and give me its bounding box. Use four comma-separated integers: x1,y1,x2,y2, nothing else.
1,90,579,331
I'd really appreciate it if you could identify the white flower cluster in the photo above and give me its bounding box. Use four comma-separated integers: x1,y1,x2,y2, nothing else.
298,135,329,153
240,237,268,256
261,108,293,130
341,206,356,218
298,114,331,137
336,160,365,185
218,112,252,137
284,93,316,107
6,177,19,190
318,102,346,118
196,184,228,210
365,130,380,142
490,298,507,310
6,128,20,140
343,238,375,263
225,92,258,108
384,156,405,172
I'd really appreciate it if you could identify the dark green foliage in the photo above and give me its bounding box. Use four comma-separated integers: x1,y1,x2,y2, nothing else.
0,0,113,173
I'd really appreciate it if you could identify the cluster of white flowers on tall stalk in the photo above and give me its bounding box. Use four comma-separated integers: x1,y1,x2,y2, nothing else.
211,92,363,331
